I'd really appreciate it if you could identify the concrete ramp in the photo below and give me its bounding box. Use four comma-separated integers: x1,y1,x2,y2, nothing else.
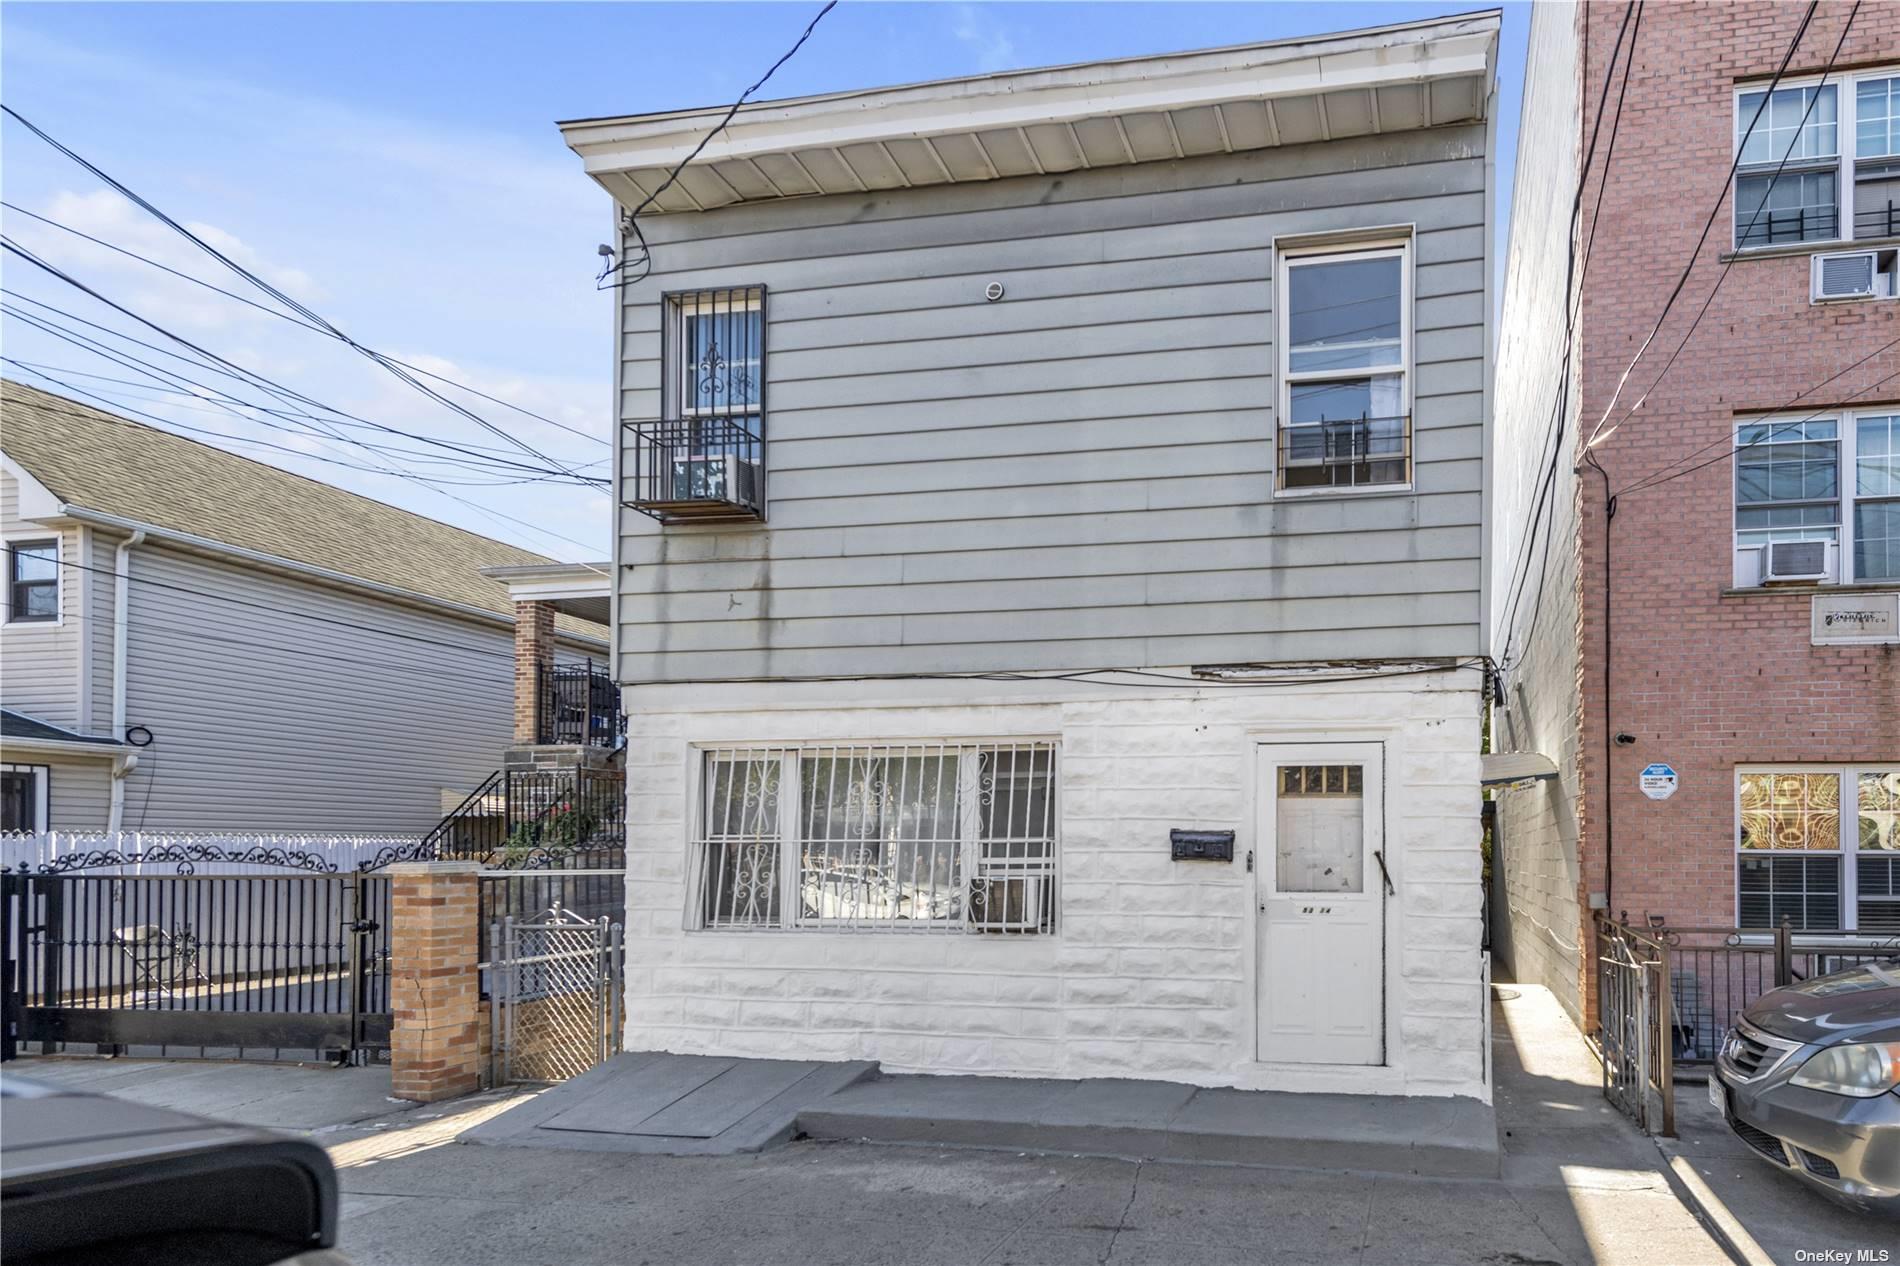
462,1053,876,1155
796,1075,1501,1179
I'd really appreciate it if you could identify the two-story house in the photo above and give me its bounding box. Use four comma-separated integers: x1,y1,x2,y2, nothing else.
1491,1,1900,1032
0,379,610,837
562,12,1499,1098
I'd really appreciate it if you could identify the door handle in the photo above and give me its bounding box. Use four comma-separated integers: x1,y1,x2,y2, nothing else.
1372,849,1396,897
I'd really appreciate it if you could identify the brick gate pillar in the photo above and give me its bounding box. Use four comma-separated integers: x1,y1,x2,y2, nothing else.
388,861,483,1102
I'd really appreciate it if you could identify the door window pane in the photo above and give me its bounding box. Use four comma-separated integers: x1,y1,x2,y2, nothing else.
1276,765,1365,893
1287,256,1401,372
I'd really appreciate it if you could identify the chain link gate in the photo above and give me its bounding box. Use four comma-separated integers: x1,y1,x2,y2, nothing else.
494,906,621,1083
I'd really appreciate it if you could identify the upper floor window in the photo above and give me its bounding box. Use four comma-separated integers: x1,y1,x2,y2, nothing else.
1734,411,1899,586
5,540,58,623
1276,239,1411,494
623,285,767,522
1735,69,1900,249
1737,766,1900,933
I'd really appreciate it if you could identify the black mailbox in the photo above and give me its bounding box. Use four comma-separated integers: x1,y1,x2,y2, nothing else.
1170,829,1235,862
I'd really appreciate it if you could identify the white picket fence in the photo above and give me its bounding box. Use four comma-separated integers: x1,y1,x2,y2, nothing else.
0,830,423,876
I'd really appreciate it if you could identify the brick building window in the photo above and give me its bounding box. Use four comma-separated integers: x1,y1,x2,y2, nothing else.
693,742,1057,934
1734,68,1900,249
1732,410,1900,584
1737,767,1900,933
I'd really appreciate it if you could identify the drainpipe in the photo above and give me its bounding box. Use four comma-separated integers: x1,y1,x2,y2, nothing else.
105,529,147,835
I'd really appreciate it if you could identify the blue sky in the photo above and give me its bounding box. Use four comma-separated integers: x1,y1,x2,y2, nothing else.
0,1,1526,562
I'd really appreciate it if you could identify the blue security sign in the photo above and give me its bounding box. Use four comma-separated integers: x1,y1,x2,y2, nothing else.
1639,763,1678,801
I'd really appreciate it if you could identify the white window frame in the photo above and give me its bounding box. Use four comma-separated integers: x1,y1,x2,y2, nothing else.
1733,66,1900,251
1273,235,1414,498
1731,409,1900,585
665,286,766,422
3,535,61,626
1734,764,1900,933
1,763,49,833
687,740,1060,935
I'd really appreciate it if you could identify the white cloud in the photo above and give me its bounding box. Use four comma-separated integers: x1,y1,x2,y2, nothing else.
951,3,1018,73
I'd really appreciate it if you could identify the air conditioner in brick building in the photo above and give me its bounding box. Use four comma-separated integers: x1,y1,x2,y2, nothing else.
1761,539,1835,584
1811,248,1898,302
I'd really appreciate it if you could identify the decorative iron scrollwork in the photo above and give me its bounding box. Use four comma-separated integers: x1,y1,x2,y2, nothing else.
18,843,339,876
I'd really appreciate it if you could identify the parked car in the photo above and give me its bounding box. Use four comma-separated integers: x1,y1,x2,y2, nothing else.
1712,959,1900,1211
0,1074,347,1265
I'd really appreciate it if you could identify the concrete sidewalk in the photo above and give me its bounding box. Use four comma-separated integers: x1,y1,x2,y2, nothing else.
7,986,1895,1264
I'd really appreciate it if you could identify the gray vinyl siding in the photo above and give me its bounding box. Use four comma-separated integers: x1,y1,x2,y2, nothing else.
615,126,1489,682
41,752,113,831
1,472,84,728
111,541,518,832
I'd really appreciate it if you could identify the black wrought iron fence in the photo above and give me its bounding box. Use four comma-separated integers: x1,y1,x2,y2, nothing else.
537,660,624,748
2,869,389,1062
367,765,625,872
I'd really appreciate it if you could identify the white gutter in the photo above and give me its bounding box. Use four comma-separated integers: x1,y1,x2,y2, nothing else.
106,529,146,834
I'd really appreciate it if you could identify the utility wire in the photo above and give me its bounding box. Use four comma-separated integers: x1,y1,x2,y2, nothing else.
1611,333,1900,496
1589,1,1861,451
598,0,838,291
0,261,604,485
1615,365,1900,497
1,104,591,477
1581,0,1819,450
0,197,609,448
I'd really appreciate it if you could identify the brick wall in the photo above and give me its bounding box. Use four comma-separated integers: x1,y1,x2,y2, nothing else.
388,861,484,1102
1500,1,1900,1020
512,600,556,745
618,673,1488,1100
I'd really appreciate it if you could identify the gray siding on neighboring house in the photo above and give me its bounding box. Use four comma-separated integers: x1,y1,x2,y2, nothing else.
1489,2,1585,1024
107,539,523,833
616,126,1490,682
39,751,114,831
1,472,85,729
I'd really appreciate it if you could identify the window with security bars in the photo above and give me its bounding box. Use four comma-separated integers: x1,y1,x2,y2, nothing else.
1737,767,1900,932
694,742,1057,934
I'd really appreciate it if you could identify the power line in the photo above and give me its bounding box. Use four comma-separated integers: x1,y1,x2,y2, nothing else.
598,0,838,291
1589,0,1861,452
0,197,610,448
0,261,604,486
1615,365,1900,498
1580,0,1820,451
1611,333,1900,495
2,104,592,478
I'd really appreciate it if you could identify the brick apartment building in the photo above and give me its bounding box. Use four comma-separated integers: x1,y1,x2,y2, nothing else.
1491,0,1900,1029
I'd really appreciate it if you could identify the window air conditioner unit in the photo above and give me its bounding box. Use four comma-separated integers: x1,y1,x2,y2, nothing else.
670,454,760,505
1760,539,1833,583
969,875,1044,932
1812,249,1898,302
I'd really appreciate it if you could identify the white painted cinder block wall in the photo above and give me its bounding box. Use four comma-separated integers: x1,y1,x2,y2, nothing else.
619,670,1487,1101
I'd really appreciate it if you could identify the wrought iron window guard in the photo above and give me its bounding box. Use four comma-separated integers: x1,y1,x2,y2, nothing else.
621,416,765,522
1276,413,1412,491
1736,206,1841,249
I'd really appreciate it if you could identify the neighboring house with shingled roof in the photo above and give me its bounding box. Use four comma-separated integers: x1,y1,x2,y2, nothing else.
0,379,608,834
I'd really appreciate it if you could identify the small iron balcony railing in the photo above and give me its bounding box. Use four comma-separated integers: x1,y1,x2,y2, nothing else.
1276,414,1411,492
1736,205,1840,249
621,416,765,522
537,660,625,749
1854,197,1900,241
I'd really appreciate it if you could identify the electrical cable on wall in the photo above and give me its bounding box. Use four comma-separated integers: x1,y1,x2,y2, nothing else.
596,0,839,291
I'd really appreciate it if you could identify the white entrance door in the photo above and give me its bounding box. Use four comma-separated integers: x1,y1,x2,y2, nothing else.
1255,743,1386,1065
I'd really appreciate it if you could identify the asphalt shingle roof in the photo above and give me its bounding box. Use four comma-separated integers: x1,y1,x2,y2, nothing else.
0,380,606,642
1,709,123,746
